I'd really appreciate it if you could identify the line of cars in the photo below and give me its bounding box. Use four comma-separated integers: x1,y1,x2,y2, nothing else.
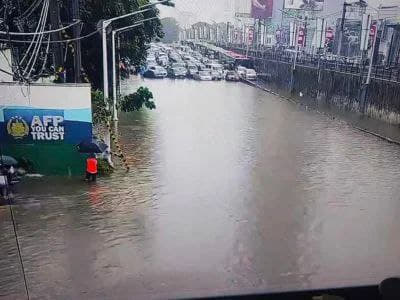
143,43,257,82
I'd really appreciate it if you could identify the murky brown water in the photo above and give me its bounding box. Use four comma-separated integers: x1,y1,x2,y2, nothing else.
2,78,400,299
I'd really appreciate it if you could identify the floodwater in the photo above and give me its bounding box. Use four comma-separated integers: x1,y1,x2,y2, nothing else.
2,78,400,299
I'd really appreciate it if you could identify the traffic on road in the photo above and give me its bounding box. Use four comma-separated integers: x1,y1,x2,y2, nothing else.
142,42,258,82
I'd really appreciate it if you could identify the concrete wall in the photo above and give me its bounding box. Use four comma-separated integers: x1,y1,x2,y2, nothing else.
253,58,400,125
0,82,93,175
0,49,13,82
0,82,91,120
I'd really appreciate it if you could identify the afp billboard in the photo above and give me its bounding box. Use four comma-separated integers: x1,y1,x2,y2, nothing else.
284,0,324,11
1,108,92,145
251,0,273,19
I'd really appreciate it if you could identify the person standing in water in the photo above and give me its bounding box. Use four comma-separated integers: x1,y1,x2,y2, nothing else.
86,154,98,182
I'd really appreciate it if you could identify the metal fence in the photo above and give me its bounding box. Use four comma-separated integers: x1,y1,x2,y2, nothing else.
223,44,400,84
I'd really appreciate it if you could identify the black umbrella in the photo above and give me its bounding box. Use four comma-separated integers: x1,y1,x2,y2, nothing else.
77,138,108,154
0,155,18,167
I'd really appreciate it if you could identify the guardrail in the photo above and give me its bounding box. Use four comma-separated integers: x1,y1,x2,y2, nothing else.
222,45,400,84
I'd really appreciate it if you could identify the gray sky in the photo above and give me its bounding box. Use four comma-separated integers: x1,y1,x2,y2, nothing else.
160,0,400,26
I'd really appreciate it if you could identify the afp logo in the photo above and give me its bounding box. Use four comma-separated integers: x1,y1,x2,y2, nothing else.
7,116,29,140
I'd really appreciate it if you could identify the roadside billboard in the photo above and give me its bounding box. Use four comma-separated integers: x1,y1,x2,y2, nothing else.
284,0,324,11
251,0,273,19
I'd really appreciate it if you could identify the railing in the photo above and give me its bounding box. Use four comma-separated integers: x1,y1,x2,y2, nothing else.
219,43,400,84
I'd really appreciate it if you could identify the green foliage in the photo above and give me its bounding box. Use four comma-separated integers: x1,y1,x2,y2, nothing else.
79,0,166,88
97,158,114,175
2,0,171,88
91,90,112,125
120,87,156,112
91,87,156,124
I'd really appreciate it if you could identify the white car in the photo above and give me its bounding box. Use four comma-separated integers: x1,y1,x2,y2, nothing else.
236,66,247,78
144,66,167,78
245,68,257,81
194,70,212,81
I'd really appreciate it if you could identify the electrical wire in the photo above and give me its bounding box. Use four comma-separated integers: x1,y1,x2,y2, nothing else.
23,0,49,77
20,0,48,65
2,1,26,82
16,0,43,20
13,0,43,32
0,20,81,36
0,66,14,76
24,0,49,78
0,28,101,44
34,34,51,79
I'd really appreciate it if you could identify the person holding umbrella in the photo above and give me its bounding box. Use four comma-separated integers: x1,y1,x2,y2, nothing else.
78,137,107,182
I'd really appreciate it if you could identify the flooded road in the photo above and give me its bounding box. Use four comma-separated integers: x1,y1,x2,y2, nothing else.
2,78,400,299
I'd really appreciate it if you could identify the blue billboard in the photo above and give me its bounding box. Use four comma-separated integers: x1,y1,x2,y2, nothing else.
1,108,92,145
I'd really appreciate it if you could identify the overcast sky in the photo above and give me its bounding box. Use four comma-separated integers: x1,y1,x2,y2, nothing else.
159,0,400,27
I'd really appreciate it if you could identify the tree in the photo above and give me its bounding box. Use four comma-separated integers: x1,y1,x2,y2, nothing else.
120,87,156,112
160,17,180,43
78,0,166,88
0,0,173,87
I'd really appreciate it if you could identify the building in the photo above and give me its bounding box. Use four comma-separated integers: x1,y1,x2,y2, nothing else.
0,47,93,176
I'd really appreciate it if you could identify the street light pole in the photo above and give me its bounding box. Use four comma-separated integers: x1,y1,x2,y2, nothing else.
111,17,158,122
102,7,154,104
101,1,171,151
337,1,348,57
102,0,172,104
112,29,117,121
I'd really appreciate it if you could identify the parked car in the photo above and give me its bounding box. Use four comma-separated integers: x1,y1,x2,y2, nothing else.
236,66,247,78
187,64,198,78
193,70,212,81
210,70,221,81
168,67,187,78
143,66,167,78
244,68,257,81
206,63,224,80
201,57,210,64
225,71,240,82
157,55,169,67
171,62,186,69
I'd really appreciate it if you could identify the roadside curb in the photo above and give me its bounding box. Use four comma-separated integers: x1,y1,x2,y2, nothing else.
243,79,400,146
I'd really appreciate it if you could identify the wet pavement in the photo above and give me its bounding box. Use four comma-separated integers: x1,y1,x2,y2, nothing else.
2,78,400,299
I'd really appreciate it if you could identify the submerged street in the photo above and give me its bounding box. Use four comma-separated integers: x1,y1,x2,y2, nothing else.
2,78,400,299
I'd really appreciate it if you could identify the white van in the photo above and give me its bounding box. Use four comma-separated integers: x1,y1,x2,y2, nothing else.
206,63,224,80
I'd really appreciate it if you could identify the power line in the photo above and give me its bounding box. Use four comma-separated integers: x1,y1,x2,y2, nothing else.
20,0,48,65
0,28,101,44
0,20,81,36
23,0,49,77
15,0,43,22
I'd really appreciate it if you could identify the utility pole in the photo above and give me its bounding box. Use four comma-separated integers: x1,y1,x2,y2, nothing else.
72,0,82,83
49,0,63,72
336,1,348,57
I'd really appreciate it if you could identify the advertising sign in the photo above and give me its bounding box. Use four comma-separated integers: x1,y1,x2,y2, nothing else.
297,27,306,46
248,27,254,43
251,0,273,19
284,0,324,11
4,109,65,143
335,19,362,57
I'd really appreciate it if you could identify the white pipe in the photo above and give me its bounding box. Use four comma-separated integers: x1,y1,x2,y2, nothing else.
112,30,118,121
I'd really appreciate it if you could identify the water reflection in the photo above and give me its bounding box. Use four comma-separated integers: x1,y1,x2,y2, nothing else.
1,78,400,299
